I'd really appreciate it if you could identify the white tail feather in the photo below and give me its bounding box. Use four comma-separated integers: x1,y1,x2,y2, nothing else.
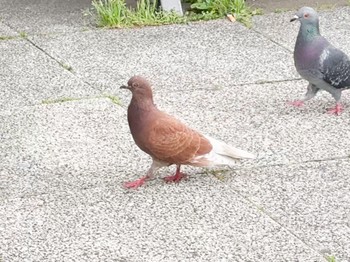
206,136,255,159
190,135,255,167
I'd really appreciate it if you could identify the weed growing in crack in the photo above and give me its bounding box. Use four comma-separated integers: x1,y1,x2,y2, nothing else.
92,0,261,28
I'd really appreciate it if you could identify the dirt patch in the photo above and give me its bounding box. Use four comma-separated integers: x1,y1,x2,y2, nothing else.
246,0,349,13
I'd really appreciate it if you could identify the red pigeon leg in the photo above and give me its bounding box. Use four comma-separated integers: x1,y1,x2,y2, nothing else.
288,100,304,107
164,165,187,183
327,103,343,115
124,176,149,189
123,160,163,189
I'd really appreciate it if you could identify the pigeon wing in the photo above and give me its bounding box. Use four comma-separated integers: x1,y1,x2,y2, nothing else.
146,115,212,164
321,46,350,89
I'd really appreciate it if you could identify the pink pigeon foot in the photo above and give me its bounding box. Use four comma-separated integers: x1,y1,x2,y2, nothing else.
327,103,343,115
124,176,148,189
288,100,304,107
164,171,187,183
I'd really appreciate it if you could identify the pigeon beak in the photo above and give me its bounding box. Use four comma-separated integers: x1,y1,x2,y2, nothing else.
290,15,299,22
120,85,130,90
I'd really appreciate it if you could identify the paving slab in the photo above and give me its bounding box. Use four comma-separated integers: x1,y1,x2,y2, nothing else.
0,99,327,261
0,99,132,199
0,0,93,35
228,159,350,261
246,0,349,13
1,175,325,261
0,21,17,38
0,39,99,109
1,6,350,262
252,7,350,52
30,19,299,93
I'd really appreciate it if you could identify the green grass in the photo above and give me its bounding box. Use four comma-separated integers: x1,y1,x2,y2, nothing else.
0,36,16,40
189,0,262,27
274,8,290,13
62,63,73,72
92,0,260,28
19,31,27,38
42,97,81,104
0,32,27,41
42,94,122,106
326,255,337,262
92,0,129,27
92,0,186,27
203,168,229,181
103,94,122,105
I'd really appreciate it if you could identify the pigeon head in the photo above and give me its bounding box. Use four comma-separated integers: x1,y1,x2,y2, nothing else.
290,7,319,24
291,7,320,40
120,75,153,98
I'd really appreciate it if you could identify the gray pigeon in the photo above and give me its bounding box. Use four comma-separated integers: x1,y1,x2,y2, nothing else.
290,6,350,115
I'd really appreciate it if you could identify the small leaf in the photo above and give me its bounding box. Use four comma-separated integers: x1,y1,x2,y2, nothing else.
191,2,209,10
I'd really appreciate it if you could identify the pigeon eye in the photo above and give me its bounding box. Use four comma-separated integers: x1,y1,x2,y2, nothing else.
132,83,139,88
304,13,309,18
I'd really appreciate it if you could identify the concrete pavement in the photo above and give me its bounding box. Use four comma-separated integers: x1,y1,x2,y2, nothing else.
1,1,349,261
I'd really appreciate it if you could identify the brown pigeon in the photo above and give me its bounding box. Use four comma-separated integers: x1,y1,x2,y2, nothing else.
120,76,255,189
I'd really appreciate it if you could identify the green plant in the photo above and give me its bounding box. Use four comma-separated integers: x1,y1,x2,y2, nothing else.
62,63,73,71
92,0,185,27
41,95,122,105
326,255,337,262
274,8,289,13
0,36,16,40
92,0,260,28
133,0,158,22
19,31,27,38
191,0,242,15
203,168,229,181
189,0,261,27
42,97,80,104
130,0,185,26
103,94,121,105
92,0,129,27
190,0,212,11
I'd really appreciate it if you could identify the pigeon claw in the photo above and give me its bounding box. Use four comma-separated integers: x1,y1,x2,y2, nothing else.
124,177,147,189
327,103,343,116
164,172,187,183
288,100,304,107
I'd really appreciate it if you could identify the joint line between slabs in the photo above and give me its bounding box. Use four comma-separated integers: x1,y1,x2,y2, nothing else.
251,27,293,53
16,31,101,93
230,186,328,260
232,155,350,172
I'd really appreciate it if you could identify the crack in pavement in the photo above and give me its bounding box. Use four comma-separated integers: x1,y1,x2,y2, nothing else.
0,95,124,116
228,186,329,261
1,20,101,93
229,155,350,171
169,77,304,93
252,27,294,53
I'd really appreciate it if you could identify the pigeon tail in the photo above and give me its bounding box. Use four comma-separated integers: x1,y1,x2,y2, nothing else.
190,135,255,167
